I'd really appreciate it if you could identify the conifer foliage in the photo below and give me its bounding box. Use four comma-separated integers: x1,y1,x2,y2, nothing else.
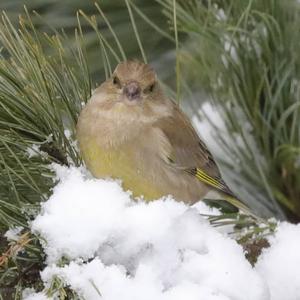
162,0,300,220
0,0,299,298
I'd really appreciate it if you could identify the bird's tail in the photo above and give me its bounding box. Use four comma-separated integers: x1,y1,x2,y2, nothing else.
190,167,264,222
222,195,264,222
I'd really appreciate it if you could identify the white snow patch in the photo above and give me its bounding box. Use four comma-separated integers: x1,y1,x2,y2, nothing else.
5,226,23,241
26,144,42,158
216,9,227,21
26,134,53,159
64,129,72,139
192,102,227,159
224,40,238,63
22,289,48,300
256,222,300,300
29,166,271,300
23,292,48,300
63,128,79,163
32,167,132,263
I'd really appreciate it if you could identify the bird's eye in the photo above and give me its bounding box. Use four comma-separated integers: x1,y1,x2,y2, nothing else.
144,82,155,94
112,76,121,87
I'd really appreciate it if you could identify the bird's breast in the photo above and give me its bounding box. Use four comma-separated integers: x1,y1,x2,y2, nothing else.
76,100,207,202
79,138,165,200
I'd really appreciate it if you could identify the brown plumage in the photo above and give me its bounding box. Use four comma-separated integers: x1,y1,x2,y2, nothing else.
76,60,233,204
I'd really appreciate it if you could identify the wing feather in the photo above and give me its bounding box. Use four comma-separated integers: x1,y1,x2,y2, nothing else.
155,100,233,196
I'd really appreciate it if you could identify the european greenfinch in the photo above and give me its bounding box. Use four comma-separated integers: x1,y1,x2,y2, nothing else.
77,60,235,204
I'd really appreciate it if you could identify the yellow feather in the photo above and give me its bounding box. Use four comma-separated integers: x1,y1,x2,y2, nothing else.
80,140,164,200
195,169,223,190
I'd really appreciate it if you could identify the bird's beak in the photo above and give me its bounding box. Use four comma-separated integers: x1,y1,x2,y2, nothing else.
123,81,141,101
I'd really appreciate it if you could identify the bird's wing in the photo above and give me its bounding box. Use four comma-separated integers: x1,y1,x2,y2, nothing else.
155,101,233,196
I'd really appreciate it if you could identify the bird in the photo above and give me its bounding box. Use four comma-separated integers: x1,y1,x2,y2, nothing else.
77,60,237,205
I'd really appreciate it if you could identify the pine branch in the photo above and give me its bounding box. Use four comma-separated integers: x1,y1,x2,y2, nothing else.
0,11,94,232
0,2,283,297
165,0,300,221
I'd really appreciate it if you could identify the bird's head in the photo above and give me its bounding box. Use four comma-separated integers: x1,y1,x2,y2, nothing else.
89,60,172,125
98,60,163,106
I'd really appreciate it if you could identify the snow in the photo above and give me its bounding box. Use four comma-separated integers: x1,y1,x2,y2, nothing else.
26,144,42,158
64,129,72,139
4,226,23,241
24,166,300,300
256,223,300,300
216,9,227,21
26,134,54,159
22,289,48,300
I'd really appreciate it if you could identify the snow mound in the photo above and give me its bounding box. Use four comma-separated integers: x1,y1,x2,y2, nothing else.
25,166,300,300
256,222,300,300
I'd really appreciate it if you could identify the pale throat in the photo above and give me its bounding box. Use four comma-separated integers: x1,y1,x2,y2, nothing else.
85,103,147,148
